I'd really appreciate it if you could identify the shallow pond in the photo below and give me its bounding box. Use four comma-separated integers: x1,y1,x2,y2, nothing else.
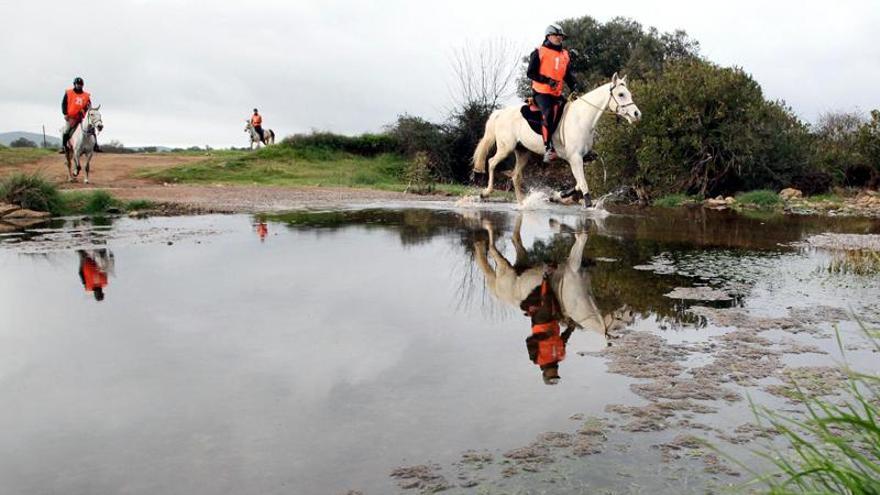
1,205,879,494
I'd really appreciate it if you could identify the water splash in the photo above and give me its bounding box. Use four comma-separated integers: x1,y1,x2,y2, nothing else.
455,195,483,207
591,192,613,211
517,190,554,210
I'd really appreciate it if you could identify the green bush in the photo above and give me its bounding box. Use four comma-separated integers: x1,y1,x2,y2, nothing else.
279,131,399,156
736,189,781,208
593,59,811,199
83,190,117,214
0,173,63,214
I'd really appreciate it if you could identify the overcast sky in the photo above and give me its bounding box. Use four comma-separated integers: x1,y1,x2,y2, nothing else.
2,0,878,147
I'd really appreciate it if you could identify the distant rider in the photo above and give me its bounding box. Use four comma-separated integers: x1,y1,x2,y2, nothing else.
61,77,99,152
527,24,581,163
251,108,264,142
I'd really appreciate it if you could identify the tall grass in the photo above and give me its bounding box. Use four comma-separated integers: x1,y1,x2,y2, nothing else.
653,193,695,207
61,190,120,215
0,173,64,214
747,319,880,494
737,189,782,208
824,250,880,276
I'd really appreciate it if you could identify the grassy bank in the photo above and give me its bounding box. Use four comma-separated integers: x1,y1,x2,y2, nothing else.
148,146,480,196
0,147,54,167
148,147,406,188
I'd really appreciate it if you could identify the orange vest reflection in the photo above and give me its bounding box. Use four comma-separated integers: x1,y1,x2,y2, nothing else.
78,250,110,302
256,222,268,242
523,277,573,385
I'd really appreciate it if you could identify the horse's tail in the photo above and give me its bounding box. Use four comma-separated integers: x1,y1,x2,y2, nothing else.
472,110,499,174
269,129,275,144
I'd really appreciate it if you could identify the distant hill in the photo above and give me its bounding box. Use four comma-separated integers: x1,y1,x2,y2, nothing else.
0,131,61,147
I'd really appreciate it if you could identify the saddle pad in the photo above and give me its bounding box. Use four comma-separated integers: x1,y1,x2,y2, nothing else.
520,105,543,135
519,100,566,136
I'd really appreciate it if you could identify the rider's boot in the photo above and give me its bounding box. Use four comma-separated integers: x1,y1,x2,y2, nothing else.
59,132,68,154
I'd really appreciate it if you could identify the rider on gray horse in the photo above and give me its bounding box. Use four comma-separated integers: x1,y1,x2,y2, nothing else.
61,77,100,153
527,24,581,163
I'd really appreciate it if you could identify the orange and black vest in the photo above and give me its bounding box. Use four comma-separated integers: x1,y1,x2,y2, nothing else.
251,114,262,127
531,46,570,97
81,258,107,292
532,321,565,366
65,88,91,118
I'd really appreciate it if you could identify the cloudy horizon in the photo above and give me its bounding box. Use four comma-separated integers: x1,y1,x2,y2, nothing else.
2,0,878,148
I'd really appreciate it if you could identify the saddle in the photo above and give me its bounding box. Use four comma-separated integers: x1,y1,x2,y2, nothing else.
520,97,566,136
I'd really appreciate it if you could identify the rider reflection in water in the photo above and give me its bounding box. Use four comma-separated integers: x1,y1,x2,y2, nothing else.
78,249,111,302
521,264,574,385
256,221,268,242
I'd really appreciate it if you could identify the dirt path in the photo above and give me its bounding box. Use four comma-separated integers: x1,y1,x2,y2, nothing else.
1,152,453,212
1,153,204,187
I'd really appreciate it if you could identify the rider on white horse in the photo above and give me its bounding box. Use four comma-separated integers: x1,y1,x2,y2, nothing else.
250,108,264,142
60,77,99,153
527,24,581,163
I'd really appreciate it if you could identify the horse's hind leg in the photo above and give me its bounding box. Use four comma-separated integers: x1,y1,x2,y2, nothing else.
511,148,530,204
480,141,513,198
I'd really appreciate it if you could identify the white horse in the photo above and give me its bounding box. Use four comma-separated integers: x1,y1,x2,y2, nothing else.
473,214,613,351
245,121,275,149
64,105,103,184
473,73,641,206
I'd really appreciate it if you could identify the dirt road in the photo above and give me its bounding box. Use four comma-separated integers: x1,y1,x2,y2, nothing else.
2,153,451,212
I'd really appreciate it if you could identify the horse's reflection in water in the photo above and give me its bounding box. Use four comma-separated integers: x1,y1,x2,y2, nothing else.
78,248,114,302
473,214,612,385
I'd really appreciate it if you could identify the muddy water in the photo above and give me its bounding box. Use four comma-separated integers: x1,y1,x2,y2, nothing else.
1,206,879,494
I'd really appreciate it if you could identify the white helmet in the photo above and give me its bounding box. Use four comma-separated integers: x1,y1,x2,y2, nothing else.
545,24,567,37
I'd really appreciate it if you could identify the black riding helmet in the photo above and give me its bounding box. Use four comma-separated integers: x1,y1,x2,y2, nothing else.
253,108,259,113
73,77,84,85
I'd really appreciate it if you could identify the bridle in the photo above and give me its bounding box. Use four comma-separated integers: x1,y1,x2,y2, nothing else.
579,82,636,118
84,108,102,134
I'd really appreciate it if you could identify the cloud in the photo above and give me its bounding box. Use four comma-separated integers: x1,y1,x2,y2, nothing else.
1,0,878,146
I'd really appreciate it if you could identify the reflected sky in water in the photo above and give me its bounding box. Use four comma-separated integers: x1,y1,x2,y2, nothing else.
1,208,879,494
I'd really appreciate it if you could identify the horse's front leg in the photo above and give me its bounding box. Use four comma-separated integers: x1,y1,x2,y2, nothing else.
84,152,93,184
72,152,83,183
65,150,76,182
566,153,592,208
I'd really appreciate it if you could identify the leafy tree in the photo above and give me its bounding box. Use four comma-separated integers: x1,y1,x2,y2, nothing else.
517,16,700,95
810,110,876,187
854,109,880,188
10,137,37,148
592,59,810,199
